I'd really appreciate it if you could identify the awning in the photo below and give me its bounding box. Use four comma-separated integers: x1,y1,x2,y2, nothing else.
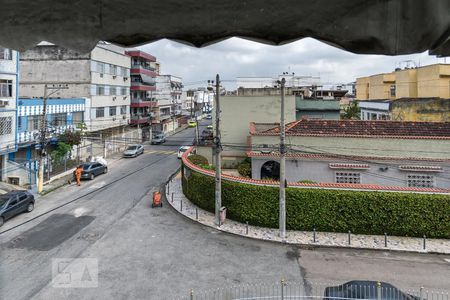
0,0,448,55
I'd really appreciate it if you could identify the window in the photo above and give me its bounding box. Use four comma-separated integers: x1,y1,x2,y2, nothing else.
17,116,22,130
407,174,434,188
121,67,128,77
335,172,361,184
110,86,117,96
0,117,12,135
50,113,67,127
0,80,13,97
96,107,105,118
96,61,105,73
121,105,127,115
121,87,127,95
0,47,12,60
97,85,105,95
390,85,396,97
72,111,83,123
19,193,27,201
27,115,41,131
109,106,117,116
110,64,117,76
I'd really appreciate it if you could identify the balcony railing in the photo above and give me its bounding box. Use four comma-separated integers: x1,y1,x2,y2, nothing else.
132,63,156,72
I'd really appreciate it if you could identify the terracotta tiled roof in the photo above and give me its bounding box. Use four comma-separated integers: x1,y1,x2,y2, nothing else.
253,119,450,139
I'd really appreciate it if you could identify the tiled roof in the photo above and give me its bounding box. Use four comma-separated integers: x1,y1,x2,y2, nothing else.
252,119,450,139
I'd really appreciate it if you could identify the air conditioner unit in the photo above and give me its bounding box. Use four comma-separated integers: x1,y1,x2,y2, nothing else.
123,96,127,100
122,115,126,120
100,73,104,78
124,77,129,81
113,96,116,101
113,75,117,79
112,117,116,121
0,99,9,106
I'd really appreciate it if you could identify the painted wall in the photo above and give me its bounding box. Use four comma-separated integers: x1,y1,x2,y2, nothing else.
395,69,418,98
251,135,450,160
251,157,450,189
390,98,450,122
218,95,296,157
368,73,396,100
417,64,450,98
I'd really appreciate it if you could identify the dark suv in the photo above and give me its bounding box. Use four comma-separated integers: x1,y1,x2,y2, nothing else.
0,191,35,227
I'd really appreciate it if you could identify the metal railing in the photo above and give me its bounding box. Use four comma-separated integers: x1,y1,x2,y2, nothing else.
175,281,449,300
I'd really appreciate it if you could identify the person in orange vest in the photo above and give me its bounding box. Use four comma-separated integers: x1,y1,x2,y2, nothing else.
74,165,83,186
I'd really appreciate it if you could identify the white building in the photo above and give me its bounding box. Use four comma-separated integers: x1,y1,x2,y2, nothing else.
153,75,183,133
19,42,131,133
0,47,18,182
236,74,321,89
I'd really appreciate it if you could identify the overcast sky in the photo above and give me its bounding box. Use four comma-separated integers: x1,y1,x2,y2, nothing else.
139,37,447,90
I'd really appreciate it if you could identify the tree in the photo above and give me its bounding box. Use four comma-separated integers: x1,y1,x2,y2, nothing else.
58,129,82,146
50,141,72,162
342,101,360,120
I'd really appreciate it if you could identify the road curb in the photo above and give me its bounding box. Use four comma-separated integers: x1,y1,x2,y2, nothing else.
165,172,449,256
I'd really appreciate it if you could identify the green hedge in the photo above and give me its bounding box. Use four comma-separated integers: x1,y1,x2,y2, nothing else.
182,168,450,238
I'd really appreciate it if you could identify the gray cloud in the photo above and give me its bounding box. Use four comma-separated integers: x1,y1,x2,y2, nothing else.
139,38,445,90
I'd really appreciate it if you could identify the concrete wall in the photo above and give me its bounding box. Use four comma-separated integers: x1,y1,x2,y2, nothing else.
251,135,450,160
369,73,396,100
390,98,450,122
218,95,296,157
417,64,450,98
396,69,417,98
356,77,370,100
251,157,450,189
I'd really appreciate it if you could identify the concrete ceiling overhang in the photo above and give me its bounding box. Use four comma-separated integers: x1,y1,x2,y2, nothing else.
0,0,449,55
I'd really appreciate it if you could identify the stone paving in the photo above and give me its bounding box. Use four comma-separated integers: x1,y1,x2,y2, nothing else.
167,172,450,254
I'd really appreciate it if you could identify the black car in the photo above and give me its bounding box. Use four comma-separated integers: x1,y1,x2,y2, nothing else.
0,191,35,227
324,281,420,300
80,162,108,180
201,128,213,140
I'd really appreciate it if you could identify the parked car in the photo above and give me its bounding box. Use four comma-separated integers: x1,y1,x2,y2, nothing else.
79,162,108,180
177,146,191,159
188,121,197,127
123,144,144,158
151,133,166,144
206,124,213,130
205,114,212,119
324,281,419,300
0,191,35,227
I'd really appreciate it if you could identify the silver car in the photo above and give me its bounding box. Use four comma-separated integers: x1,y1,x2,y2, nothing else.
123,144,144,158
151,133,166,145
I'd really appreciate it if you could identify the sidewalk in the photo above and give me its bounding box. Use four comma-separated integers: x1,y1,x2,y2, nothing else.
167,172,450,254
40,154,124,195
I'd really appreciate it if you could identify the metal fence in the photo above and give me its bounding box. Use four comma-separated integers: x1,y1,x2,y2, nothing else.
175,281,449,300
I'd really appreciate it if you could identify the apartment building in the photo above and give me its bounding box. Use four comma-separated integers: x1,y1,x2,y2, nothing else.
356,63,450,100
125,50,158,127
0,47,18,182
153,75,183,133
19,42,131,133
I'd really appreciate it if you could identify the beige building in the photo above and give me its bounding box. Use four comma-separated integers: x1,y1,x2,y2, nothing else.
20,42,131,132
356,63,450,100
207,95,296,167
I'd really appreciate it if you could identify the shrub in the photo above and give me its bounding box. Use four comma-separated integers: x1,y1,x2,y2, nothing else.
298,180,317,184
199,164,216,171
182,168,450,238
237,158,252,177
188,154,208,166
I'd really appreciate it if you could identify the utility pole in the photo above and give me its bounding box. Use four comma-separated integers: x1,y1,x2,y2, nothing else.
37,84,68,193
212,74,221,226
279,78,286,240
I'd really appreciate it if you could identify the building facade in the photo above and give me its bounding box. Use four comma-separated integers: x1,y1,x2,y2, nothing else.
356,63,450,100
359,98,450,121
152,75,184,133
125,50,158,127
19,42,131,133
0,47,18,182
249,119,450,190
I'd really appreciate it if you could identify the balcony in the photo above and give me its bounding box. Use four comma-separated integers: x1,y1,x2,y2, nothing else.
130,114,153,125
130,65,158,78
130,100,157,107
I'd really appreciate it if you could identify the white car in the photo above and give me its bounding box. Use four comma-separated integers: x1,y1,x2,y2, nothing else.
177,146,191,159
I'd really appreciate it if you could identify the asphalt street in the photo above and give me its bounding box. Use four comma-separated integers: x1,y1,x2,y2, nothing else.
0,119,449,300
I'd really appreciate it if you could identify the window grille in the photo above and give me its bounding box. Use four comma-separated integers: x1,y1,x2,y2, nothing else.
335,172,361,184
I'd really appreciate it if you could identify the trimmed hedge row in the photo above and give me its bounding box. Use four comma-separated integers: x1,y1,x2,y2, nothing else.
182,168,450,238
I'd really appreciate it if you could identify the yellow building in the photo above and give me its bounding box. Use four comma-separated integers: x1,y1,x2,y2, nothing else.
356,63,450,100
